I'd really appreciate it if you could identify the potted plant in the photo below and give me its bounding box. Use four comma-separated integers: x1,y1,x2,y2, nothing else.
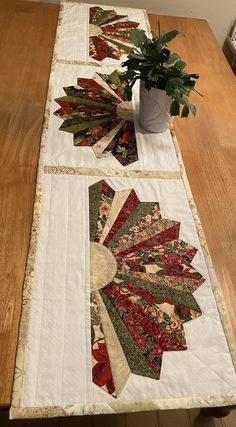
121,24,202,132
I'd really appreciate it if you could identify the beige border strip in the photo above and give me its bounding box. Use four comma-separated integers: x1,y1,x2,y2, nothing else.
55,58,101,65
43,165,181,179
11,394,236,419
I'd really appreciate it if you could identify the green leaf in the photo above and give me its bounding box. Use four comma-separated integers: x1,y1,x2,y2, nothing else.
130,29,147,47
148,68,160,81
145,80,153,90
189,73,199,79
181,104,189,117
126,57,142,70
160,30,179,44
178,94,188,104
158,48,171,63
188,103,197,116
124,85,133,101
175,60,186,70
168,67,182,77
130,75,140,87
122,59,129,67
129,52,145,60
170,100,180,116
167,52,179,64
121,70,137,83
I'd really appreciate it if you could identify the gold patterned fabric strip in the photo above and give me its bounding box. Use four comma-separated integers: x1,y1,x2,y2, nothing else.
43,165,181,180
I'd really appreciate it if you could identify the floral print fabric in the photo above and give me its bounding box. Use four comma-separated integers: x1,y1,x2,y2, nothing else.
89,6,140,61
91,292,116,396
90,179,205,396
54,70,138,166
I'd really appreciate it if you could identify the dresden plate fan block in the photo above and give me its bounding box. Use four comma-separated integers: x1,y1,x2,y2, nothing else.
89,180,205,397
54,70,138,166
89,6,140,61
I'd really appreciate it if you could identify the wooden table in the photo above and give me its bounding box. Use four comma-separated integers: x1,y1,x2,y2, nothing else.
0,0,236,410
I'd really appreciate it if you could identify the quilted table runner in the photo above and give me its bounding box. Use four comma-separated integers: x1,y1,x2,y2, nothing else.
10,1,236,419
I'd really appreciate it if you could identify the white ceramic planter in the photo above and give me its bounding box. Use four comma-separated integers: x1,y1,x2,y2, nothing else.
139,80,172,133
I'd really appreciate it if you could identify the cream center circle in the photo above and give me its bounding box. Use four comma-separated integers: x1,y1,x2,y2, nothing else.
90,242,117,291
89,24,103,37
116,101,134,121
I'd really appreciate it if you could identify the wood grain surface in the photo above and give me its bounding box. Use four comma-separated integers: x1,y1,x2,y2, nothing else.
0,0,59,408
0,0,236,410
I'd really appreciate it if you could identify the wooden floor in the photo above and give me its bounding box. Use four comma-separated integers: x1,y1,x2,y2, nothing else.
1,408,236,427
